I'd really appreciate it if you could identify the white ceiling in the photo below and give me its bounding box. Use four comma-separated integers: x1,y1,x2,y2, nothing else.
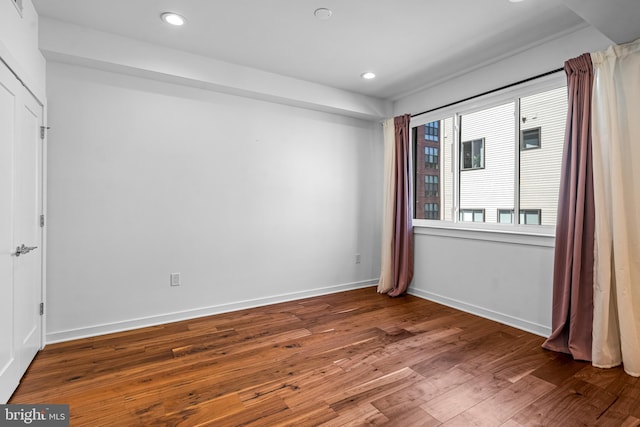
32,0,640,101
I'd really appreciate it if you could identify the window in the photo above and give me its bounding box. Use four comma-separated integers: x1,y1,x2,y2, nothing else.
498,209,542,225
520,209,541,225
424,147,439,169
461,138,484,170
424,203,439,220
424,121,439,141
498,209,514,224
521,127,541,150
424,175,439,197
460,209,485,222
412,80,567,227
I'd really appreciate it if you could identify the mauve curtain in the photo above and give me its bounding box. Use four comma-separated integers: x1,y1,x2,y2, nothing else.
542,54,595,361
591,39,640,377
377,114,414,296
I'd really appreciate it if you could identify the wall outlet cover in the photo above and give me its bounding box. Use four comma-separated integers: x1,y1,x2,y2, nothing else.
170,273,181,286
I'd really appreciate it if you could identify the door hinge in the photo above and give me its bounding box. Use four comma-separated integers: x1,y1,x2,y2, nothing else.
40,126,50,140
40,302,44,316
40,214,45,227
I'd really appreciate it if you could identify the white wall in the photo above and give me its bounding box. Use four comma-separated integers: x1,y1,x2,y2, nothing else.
39,17,391,121
0,0,46,101
45,62,383,342
412,228,554,336
396,26,614,337
394,26,611,115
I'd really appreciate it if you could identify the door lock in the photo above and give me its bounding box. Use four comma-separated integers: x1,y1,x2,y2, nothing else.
13,244,38,257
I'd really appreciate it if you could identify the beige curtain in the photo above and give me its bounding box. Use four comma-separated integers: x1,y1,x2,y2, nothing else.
591,38,640,377
378,118,396,293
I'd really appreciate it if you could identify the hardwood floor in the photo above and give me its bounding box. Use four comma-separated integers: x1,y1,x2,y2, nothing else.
9,287,640,426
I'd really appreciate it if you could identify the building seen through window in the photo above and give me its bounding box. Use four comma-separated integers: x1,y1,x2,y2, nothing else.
414,120,441,220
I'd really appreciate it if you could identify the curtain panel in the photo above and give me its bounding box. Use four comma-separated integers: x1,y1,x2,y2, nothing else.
542,53,595,361
591,38,640,377
377,115,414,296
378,118,397,294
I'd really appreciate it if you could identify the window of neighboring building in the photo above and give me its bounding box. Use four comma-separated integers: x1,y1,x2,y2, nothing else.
521,127,541,150
424,146,439,169
461,138,485,170
460,209,485,222
424,175,439,197
520,209,541,225
498,209,542,225
498,209,514,224
424,121,439,141
424,203,439,220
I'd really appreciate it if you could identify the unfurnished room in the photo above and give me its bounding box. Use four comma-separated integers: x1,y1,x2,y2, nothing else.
1,0,640,425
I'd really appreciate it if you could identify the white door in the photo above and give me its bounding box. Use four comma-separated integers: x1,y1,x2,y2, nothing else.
0,61,44,403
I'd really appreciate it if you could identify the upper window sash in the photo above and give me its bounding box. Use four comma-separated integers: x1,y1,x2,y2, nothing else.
409,72,565,128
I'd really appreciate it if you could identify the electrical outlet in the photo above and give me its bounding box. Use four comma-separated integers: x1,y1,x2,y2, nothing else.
170,273,181,287
355,253,361,264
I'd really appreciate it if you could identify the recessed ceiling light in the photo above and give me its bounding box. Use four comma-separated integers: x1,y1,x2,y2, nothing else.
508,0,525,2
161,12,186,26
361,72,376,80
314,8,332,20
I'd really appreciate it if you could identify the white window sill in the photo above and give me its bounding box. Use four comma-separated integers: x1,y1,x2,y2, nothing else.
412,220,555,247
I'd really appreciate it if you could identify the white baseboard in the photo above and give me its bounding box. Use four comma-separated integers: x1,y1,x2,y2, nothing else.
46,279,379,344
408,287,551,338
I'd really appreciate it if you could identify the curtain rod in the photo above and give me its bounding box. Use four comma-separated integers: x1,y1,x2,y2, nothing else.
410,67,564,118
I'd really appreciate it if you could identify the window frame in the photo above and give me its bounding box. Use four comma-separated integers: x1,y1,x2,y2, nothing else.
497,209,542,225
424,146,439,169
520,209,542,225
409,71,564,238
424,203,439,220
424,174,439,197
460,209,485,223
424,121,439,142
497,209,514,224
460,138,485,170
521,127,542,150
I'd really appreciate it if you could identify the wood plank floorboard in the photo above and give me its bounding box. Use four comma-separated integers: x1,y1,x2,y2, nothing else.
9,287,640,426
